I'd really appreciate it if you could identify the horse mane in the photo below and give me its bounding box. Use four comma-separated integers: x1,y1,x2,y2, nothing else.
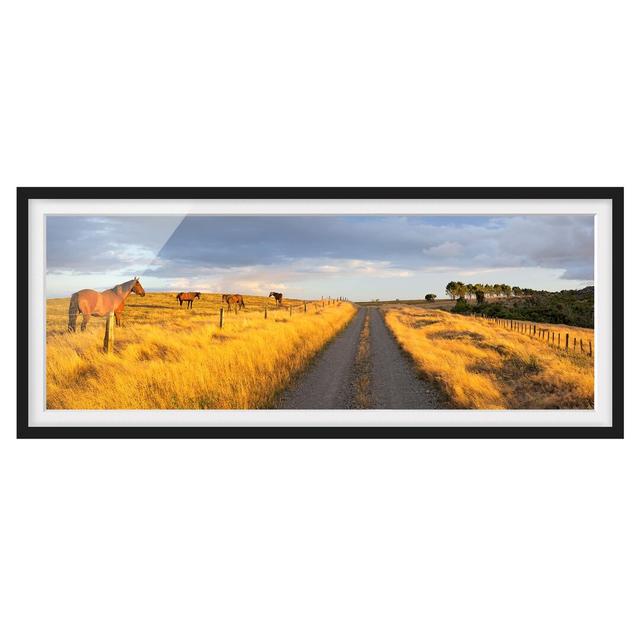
109,278,138,297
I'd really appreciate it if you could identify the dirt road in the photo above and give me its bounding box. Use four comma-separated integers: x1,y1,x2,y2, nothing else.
278,307,442,409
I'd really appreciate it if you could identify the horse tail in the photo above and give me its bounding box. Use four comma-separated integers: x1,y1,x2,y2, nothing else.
68,293,79,332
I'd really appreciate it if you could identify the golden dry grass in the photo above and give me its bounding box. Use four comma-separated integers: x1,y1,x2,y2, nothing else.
384,307,594,409
46,293,355,409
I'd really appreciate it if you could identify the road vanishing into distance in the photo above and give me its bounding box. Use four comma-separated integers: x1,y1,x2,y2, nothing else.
278,307,442,409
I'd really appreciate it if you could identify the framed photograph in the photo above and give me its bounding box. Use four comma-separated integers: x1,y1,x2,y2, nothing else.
17,187,623,438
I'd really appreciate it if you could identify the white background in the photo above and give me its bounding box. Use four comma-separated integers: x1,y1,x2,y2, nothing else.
0,1,637,639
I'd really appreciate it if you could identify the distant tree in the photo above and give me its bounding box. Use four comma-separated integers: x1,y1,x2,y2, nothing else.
466,283,475,300
425,293,436,301
445,281,467,300
465,284,475,301
467,284,485,304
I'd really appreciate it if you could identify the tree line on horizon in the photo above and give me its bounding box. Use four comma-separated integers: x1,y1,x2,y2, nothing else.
444,281,594,328
445,281,528,304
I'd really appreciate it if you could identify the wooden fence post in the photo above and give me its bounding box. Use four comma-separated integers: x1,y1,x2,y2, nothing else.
589,340,592,356
566,333,569,350
103,312,115,353
580,338,584,353
264,305,268,319
533,325,536,336
574,337,577,351
219,307,224,328
289,305,292,317
304,301,307,313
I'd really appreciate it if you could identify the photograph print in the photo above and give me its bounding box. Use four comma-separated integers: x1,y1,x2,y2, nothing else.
45,211,596,413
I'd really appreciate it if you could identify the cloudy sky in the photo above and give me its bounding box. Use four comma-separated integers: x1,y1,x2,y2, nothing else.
46,214,594,299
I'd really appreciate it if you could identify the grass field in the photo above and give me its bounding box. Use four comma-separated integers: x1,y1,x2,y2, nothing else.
46,293,356,409
384,306,594,409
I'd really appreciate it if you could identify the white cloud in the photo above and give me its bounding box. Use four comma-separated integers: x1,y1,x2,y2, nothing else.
423,241,464,258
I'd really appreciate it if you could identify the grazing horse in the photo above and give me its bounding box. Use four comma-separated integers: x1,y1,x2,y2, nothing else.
269,291,283,305
68,278,145,332
222,293,245,311
177,292,201,309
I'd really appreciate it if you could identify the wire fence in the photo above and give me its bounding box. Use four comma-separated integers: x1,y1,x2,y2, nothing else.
46,296,349,353
472,313,593,357
44,298,343,321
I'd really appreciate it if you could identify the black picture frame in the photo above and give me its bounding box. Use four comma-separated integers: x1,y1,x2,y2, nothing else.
17,187,624,439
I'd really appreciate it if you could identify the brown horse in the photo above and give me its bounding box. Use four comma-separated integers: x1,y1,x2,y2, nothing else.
269,291,283,305
68,278,145,332
222,293,245,310
177,292,201,309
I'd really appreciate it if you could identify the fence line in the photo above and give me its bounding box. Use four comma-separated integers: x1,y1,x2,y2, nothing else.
49,297,348,353
45,301,320,321
46,296,348,319
472,313,593,357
